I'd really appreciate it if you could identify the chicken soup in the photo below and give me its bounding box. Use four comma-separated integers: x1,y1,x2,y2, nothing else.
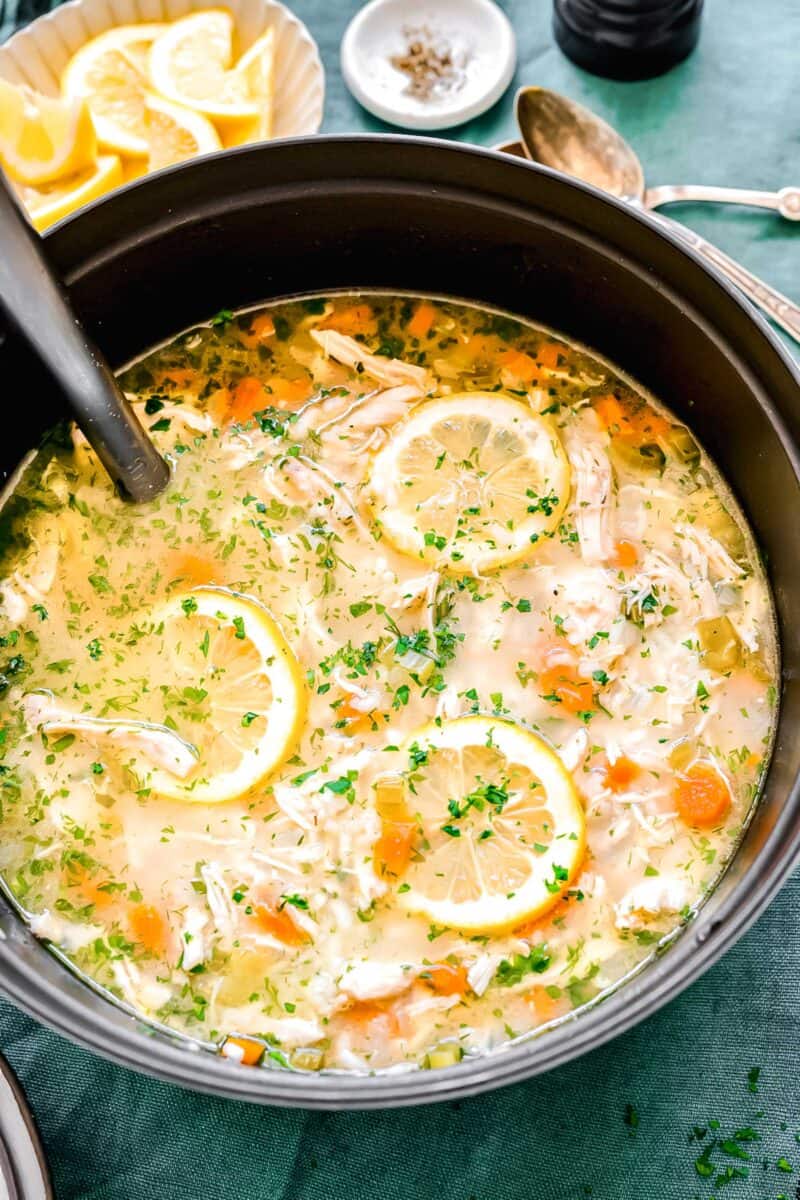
0,295,777,1072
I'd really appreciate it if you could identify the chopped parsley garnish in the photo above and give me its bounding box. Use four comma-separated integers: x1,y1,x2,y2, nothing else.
525,488,559,516
623,1103,639,1134
423,530,447,551
319,640,378,678
321,770,358,804
494,944,551,986
545,863,569,894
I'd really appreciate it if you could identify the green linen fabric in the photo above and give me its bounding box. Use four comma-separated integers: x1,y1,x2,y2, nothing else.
1,0,799,1196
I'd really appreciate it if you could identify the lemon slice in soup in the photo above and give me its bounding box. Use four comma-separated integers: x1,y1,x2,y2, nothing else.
150,587,305,803
397,716,585,934
366,393,570,573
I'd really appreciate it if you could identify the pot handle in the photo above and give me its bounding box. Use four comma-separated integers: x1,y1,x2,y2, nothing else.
651,211,800,346
0,169,169,502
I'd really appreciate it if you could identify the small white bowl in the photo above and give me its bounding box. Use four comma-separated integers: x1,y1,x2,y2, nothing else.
0,0,325,138
341,0,516,132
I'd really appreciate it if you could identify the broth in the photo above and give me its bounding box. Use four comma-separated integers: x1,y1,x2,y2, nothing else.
0,294,777,1072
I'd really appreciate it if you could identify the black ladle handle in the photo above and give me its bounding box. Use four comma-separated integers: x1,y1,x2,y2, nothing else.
0,170,169,502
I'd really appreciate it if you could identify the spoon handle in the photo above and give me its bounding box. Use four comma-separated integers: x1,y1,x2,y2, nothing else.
0,170,169,502
651,211,800,346
645,184,800,222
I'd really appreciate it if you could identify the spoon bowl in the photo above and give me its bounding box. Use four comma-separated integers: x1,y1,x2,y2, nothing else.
516,86,644,203
513,85,800,345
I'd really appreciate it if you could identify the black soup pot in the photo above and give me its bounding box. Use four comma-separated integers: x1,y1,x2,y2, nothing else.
1,137,799,1109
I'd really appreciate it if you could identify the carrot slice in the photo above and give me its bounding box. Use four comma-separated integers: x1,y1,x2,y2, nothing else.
604,755,640,792
631,407,670,441
129,904,169,956
538,663,594,714
229,375,269,423
167,552,218,586
265,377,312,411
374,821,414,878
594,393,670,442
497,348,540,384
252,902,309,946
337,696,385,736
674,762,732,828
320,304,376,337
205,386,232,426
407,301,436,339
593,394,625,431
66,863,115,911
525,984,560,1020
419,962,469,996
342,1000,401,1036
239,313,275,348
223,1035,265,1066
614,539,639,569
153,367,198,393
536,342,561,369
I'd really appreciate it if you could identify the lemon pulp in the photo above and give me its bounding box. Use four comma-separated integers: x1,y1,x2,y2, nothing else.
397,716,586,934
367,393,571,574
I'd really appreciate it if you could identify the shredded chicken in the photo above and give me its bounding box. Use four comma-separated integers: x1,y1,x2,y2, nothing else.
0,533,60,621
310,329,433,393
570,443,615,563
338,961,416,1003
614,877,688,931
0,294,774,1072
676,522,744,583
22,692,198,778
466,954,500,997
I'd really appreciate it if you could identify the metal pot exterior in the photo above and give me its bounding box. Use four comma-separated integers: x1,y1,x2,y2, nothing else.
1,136,798,1108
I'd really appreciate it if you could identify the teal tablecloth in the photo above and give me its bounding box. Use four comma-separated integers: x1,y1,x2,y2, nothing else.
1,1,799,1196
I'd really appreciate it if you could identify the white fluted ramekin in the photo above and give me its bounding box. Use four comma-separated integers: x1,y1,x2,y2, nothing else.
0,0,324,138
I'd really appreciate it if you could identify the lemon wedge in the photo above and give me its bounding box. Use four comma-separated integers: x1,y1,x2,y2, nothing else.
0,78,97,186
396,716,585,934
148,587,305,803
144,92,221,170
61,23,167,157
148,10,263,129
19,153,122,231
221,28,275,146
366,392,571,574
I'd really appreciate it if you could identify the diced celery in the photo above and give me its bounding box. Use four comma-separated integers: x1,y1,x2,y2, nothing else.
424,1042,464,1069
693,491,747,563
395,649,435,680
745,650,772,683
290,1046,325,1071
374,774,408,821
664,425,701,467
668,739,697,772
696,616,741,672
611,440,665,474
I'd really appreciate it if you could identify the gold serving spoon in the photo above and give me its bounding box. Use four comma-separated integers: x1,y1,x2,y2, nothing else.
511,87,800,346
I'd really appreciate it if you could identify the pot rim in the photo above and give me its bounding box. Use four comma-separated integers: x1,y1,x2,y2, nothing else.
2,134,799,1108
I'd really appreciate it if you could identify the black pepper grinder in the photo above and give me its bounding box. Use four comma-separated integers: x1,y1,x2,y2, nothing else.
553,0,703,80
